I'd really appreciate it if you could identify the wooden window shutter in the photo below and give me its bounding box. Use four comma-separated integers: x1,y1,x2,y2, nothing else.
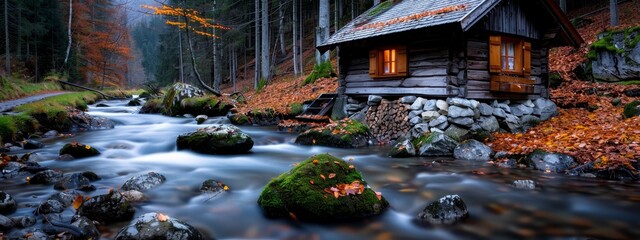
523,41,531,76
396,46,408,76
369,50,378,77
489,35,501,73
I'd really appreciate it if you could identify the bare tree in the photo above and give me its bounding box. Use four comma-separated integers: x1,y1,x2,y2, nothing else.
278,0,286,57
610,0,619,26
292,0,299,77
261,0,269,81
212,0,221,91
316,0,330,64
180,3,220,96
64,0,73,66
254,0,260,89
4,0,10,75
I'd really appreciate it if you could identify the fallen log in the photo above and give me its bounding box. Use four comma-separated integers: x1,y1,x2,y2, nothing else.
57,81,111,99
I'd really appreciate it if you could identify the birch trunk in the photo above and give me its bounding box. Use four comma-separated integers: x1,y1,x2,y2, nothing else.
254,0,260,89
292,0,299,77
261,0,270,81
64,0,72,66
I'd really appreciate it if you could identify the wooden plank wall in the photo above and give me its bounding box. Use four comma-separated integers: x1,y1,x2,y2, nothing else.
482,0,541,40
342,37,459,97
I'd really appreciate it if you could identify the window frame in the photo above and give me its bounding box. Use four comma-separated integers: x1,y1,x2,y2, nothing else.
499,36,524,75
489,35,534,94
369,45,407,79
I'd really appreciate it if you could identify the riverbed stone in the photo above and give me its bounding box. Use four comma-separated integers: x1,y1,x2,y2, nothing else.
200,179,229,193
409,116,423,126
177,124,254,154
36,199,66,214
29,170,64,185
68,109,116,131
23,140,44,150
48,190,81,208
453,140,492,161
77,191,135,224
115,212,204,240
418,132,459,156
0,191,17,214
121,172,166,192
59,142,100,159
513,180,536,190
195,115,208,124
43,130,59,138
10,215,36,228
121,190,147,203
296,119,371,148
526,150,577,173
258,154,389,222
70,216,101,239
418,194,468,224
388,138,416,158
0,214,14,230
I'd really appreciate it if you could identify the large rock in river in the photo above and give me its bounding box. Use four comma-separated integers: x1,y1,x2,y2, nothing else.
418,132,459,157
258,154,388,222
295,119,371,148
417,194,469,225
59,142,100,159
162,83,205,116
0,191,17,214
121,172,166,191
176,125,253,154
114,212,204,240
77,191,135,224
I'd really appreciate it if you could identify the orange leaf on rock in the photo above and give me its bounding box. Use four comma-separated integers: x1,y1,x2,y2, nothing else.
72,194,84,210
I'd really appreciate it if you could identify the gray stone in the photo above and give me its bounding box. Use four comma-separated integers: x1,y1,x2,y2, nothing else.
447,106,474,118
23,140,45,149
0,191,17,214
423,100,437,111
504,114,519,124
29,170,64,185
43,130,59,138
71,216,101,239
470,100,480,109
409,110,423,120
388,139,416,158
0,214,14,230
418,132,458,156
331,96,348,120
436,100,449,111
409,116,423,126
523,100,535,108
195,115,208,124
520,115,541,130
346,104,361,111
77,191,135,224
367,95,383,106
411,124,431,139
478,116,500,132
10,215,36,228
176,124,254,154
347,98,359,104
411,97,426,110
592,29,640,81
447,97,474,108
448,117,474,127
37,199,65,214
453,140,492,161
533,98,558,121
349,107,369,124
478,103,494,116
513,180,536,190
121,190,147,202
473,108,481,119
496,103,511,113
200,179,229,193
434,121,449,130
47,190,81,207
54,173,96,191
430,127,444,133
444,124,469,141
500,118,524,133
417,195,468,224
114,212,204,240
121,172,166,192
400,96,417,104
429,115,448,128
492,108,507,118
421,111,440,121
509,104,533,117
528,150,577,173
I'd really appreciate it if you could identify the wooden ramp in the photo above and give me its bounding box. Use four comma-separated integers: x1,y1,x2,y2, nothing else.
296,93,337,121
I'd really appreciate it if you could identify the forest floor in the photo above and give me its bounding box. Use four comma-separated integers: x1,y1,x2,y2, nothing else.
219,1,640,173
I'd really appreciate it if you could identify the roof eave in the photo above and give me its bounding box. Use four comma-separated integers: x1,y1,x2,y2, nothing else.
541,0,584,47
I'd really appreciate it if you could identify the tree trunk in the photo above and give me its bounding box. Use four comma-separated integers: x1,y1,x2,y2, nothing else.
261,0,270,81
278,0,286,57
4,0,10,75
64,0,73,67
610,0,619,27
292,0,299,77
559,0,567,12
374,0,381,5
316,0,330,64
178,22,185,83
254,0,260,89
212,0,221,92
182,12,221,96
299,0,304,74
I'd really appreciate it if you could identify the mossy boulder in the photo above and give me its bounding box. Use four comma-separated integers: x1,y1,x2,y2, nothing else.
59,142,100,159
139,98,163,114
388,138,416,158
77,191,135,224
257,154,388,222
176,124,253,154
623,100,640,118
179,96,233,117
418,132,459,157
295,119,372,148
162,83,205,116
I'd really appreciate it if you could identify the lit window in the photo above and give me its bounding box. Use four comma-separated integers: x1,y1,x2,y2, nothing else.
383,49,396,74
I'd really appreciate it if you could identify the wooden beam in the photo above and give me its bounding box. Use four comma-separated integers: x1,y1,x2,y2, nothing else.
346,87,451,96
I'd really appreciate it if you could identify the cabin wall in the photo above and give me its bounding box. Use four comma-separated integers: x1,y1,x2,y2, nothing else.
340,34,461,97
482,0,542,39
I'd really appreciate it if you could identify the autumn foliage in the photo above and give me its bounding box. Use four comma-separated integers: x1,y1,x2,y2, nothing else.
142,4,230,38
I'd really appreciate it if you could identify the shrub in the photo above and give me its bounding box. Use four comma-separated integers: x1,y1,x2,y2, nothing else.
303,61,336,86
623,100,640,119
290,103,303,115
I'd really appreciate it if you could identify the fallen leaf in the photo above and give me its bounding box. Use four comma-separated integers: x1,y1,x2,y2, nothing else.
223,185,230,191
157,212,169,222
72,194,84,210
320,174,326,180
375,192,383,200
328,173,336,179
309,180,315,185
312,159,319,165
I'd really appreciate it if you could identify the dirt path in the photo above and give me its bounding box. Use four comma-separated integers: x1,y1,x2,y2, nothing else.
0,92,69,112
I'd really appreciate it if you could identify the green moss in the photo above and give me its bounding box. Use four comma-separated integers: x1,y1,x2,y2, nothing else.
303,61,336,86
0,116,18,143
614,80,640,85
290,103,303,115
257,154,388,221
368,0,393,17
411,134,430,149
623,100,640,118
59,142,101,158
589,27,640,61
548,72,563,88
0,76,63,101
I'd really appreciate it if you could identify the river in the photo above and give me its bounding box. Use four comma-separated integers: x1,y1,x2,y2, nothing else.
2,98,640,239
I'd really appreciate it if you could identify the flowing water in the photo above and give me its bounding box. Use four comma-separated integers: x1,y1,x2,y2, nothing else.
2,99,640,239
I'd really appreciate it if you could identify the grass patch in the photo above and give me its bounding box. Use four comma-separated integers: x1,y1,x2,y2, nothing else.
368,0,393,17
303,61,336,86
0,76,62,101
290,102,303,115
613,80,640,85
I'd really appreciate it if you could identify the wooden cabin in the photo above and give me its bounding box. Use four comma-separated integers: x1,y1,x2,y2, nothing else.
318,0,583,100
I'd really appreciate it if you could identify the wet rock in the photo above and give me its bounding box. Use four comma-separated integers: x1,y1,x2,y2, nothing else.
258,154,388,222
444,124,469,141
453,140,492,161
367,95,382,106
71,216,100,239
10,215,36,228
54,173,97,191
177,124,254,154
29,170,64,185
96,103,110,107
115,212,204,240
121,172,166,192
121,190,147,202
68,109,115,131
36,199,66,214
478,103,493,116
48,190,81,208
6,229,50,239
57,154,75,161
520,115,541,130
195,115,208,124
77,191,135,224
200,179,229,193
0,214,14,230
526,150,577,173
417,194,468,224
295,119,371,148
418,132,459,157
410,123,430,139
0,191,17,214
533,98,558,121
127,98,142,106
513,180,536,190
59,142,100,159
388,139,416,158
22,140,45,150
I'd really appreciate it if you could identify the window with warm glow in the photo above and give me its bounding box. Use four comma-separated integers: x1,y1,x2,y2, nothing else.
369,46,407,78
383,49,396,74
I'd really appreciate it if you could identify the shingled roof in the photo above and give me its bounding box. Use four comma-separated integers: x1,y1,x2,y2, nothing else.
319,0,583,49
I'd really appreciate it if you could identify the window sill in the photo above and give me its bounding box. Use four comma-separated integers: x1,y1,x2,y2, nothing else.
490,75,535,94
